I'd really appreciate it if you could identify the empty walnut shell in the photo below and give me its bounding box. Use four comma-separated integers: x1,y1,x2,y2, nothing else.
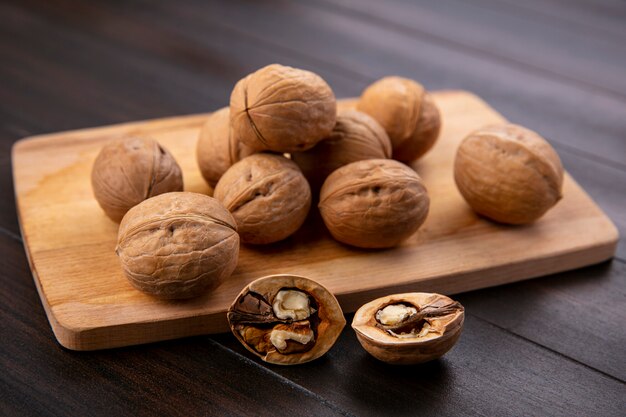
357,76,441,162
116,192,239,299
227,274,346,365
454,123,564,225
214,154,311,245
196,107,256,188
91,136,183,222
292,109,392,190
319,159,430,248
230,64,337,153
352,293,465,364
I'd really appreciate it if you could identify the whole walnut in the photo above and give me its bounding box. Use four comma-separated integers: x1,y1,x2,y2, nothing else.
214,154,311,245
454,123,564,225
230,64,337,153
196,107,256,188
116,192,239,299
357,76,441,162
292,109,392,190
91,136,183,222
319,159,430,249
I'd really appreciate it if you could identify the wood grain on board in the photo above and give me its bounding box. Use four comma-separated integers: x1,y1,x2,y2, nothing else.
12,91,618,350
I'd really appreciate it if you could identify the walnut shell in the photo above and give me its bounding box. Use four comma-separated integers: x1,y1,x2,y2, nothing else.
91,136,183,222
196,107,256,188
116,192,239,299
214,154,311,245
230,64,337,153
454,123,564,224
357,76,441,162
319,159,430,248
292,109,392,190
352,293,464,364
227,274,346,365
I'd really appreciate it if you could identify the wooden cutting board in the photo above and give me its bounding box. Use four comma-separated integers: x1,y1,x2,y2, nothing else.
12,91,618,351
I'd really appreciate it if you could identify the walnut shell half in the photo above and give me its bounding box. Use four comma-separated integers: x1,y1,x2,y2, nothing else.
230,64,337,153
227,274,346,365
91,136,183,222
116,192,239,299
319,159,430,248
214,154,311,245
352,293,465,364
292,109,392,190
196,107,256,188
454,123,564,224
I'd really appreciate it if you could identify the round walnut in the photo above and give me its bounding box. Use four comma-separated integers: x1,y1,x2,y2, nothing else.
357,76,441,162
230,64,337,153
116,192,239,299
214,154,311,245
319,159,430,249
454,123,564,225
91,136,183,222
196,107,256,188
292,109,392,190
352,293,465,365
227,274,346,365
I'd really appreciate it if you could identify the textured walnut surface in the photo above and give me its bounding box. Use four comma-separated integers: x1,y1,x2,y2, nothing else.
230,63,336,153
292,109,392,190
214,153,311,244
319,159,430,248
116,192,239,299
454,123,564,224
91,136,183,222
227,274,346,365
196,107,256,188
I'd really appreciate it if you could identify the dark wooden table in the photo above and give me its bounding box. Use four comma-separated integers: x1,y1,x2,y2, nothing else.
2,1,625,416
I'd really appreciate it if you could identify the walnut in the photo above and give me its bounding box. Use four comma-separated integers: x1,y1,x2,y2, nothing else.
230,64,337,153
227,274,346,365
116,192,239,299
357,76,441,162
352,293,465,364
91,136,183,222
454,123,564,224
214,154,311,245
319,159,430,248
196,107,256,188
292,109,392,190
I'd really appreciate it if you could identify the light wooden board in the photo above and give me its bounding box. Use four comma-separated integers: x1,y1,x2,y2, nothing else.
12,91,618,351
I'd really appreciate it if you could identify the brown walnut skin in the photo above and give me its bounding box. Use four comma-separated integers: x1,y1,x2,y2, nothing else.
214,154,312,245
319,159,430,249
230,64,337,153
116,192,239,299
227,274,346,365
454,123,564,225
357,76,441,162
352,293,465,365
196,107,256,188
91,136,183,222
292,109,392,191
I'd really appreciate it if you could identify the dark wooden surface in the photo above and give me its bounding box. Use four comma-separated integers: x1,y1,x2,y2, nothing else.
1,0,625,415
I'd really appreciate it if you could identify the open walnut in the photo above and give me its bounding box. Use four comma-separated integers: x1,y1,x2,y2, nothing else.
454,123,564,224
319,159,430,248
357,76,441,162
196,107,256,188
91,136,183,222
214,154,311,245
292,109,392,191
352,293,465,364
227,274,346,365
116,192,239,299
230,64,337,153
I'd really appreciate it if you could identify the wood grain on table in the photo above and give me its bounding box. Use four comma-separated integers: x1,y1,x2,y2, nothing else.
1,0,625,416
